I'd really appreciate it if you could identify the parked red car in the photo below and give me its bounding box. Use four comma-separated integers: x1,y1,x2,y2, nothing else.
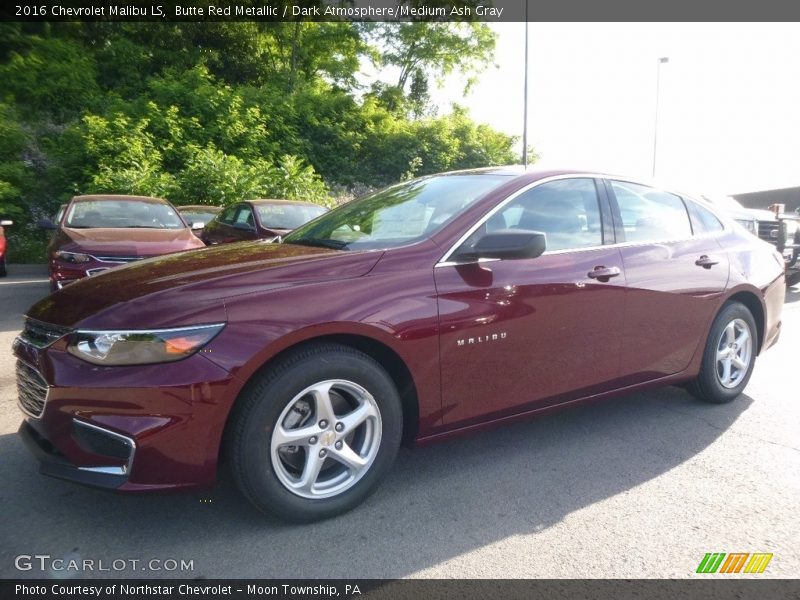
15,168,785,521
201,199,327,245
0,219,13,277
40,195,205,291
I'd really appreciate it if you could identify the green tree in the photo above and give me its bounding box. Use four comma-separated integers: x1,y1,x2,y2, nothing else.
0,20,523,264
370,22,496,95
0,104,31,221
0,36,100,122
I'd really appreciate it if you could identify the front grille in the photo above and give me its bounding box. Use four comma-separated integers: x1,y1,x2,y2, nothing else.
20,319,69,349
757,220,778,242
94,256,143,263
16,360,49,418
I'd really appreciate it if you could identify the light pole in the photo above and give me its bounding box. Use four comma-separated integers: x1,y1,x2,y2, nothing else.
652,56,669,178
522,0,529,167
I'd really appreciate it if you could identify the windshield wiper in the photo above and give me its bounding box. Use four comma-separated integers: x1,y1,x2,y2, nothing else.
287,237,348,250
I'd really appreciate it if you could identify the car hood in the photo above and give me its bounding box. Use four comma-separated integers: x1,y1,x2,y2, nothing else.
28,242,384,330
745,209,779,222
58,226,204,256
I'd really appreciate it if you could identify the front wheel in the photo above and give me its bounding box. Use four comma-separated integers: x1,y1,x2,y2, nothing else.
227,344,402,522
687,302,757,404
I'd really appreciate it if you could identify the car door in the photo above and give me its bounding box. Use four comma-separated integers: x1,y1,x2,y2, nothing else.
203,205,237,245
435,177,627,427
605,179,730,383
230,204,259,242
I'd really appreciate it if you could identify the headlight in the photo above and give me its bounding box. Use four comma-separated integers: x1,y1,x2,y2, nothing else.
67,323,225,365
55,251,92,263
735,219,757,235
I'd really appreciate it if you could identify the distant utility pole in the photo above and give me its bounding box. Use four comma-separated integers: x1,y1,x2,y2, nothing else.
522,0,529,167
652,56,669,178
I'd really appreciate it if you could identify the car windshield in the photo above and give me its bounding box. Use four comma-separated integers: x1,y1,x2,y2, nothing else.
283,174,511,250
65,200,185,229
256,203,327,230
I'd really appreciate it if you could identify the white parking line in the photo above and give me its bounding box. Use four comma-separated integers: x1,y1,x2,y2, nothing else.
0,279,49,285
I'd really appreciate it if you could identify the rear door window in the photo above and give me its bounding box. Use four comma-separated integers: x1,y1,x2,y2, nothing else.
610,181,692,242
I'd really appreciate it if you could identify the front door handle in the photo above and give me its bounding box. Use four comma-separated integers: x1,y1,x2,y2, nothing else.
587,266,621,281
695,255,719,269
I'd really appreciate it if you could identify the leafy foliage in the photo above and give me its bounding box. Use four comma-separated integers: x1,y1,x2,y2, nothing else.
0,21,522,262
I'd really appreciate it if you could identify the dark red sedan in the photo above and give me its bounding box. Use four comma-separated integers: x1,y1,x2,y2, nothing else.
15,168,785,522
200,199,328,245
41,195,206,291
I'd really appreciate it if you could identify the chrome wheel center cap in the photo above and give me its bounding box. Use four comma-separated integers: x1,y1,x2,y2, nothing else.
320,430,336,446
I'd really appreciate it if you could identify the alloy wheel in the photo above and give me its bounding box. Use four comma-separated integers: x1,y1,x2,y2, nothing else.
270,379,382,499
715,318,753,389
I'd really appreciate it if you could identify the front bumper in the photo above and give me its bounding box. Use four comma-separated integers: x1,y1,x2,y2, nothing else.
14,335,240,492
49,256,144,290
19,420,131,489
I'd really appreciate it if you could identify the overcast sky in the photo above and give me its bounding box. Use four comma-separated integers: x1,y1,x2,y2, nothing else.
425,22,800,195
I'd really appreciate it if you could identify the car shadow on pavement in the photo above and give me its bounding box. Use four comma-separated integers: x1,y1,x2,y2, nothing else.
0,386,751,579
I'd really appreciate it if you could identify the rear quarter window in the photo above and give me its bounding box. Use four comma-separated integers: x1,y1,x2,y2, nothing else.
684,199,725,234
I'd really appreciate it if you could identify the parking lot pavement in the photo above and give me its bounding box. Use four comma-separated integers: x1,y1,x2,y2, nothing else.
1,271,798,580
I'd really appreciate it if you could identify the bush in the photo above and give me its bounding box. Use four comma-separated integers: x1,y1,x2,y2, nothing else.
5,227,48,263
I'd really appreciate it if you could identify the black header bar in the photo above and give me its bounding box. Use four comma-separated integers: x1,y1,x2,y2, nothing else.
4,0,800,22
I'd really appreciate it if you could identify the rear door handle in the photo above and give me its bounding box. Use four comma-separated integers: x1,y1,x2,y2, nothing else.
587,266,621,281
695,255,719,269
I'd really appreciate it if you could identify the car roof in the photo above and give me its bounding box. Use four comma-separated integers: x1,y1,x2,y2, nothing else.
71,194,170,204
176,205,222,212
247,199,325,208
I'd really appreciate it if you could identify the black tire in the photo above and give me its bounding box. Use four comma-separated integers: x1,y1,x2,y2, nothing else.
687,302,757,404
0,257,6,277
226,343,403,522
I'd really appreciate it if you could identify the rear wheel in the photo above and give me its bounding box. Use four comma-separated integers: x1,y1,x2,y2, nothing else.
687,302,757,403
227,344,402,522
0,257,6,277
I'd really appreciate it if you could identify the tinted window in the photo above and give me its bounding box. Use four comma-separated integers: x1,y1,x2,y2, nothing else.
284,174,510,251
219,206,237,224
611,181,691,242
685,199,724,234
481,178,603,252
256,203,327,230
65,200,184,229
234,206,255,227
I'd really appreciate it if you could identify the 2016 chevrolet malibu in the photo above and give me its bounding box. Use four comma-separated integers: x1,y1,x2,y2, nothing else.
15,168,785,521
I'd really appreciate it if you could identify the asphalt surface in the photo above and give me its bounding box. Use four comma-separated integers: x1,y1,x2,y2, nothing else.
0,266,798,579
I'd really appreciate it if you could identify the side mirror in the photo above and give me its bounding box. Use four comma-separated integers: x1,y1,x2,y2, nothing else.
191,222,205,230
37,218,57,230
0,220,12,226
456,229,547,262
